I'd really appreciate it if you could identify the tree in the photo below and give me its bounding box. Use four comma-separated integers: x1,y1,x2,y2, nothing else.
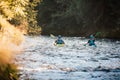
0,0,42,36
27,0,42,35
0,0,29,45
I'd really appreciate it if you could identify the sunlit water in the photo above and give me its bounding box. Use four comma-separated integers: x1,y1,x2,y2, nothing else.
15,36,120,80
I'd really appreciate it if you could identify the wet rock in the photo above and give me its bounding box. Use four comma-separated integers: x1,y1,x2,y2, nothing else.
96,52,100,55
91,75,101,78
94,66,110,72
99,57,109,60
80,67,93,72
90,58,99,62
77,56,82,58
110,68,120,72
109,54,120,58
60,67,75,72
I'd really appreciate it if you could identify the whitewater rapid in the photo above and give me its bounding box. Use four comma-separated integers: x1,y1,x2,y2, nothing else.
15,36,120,80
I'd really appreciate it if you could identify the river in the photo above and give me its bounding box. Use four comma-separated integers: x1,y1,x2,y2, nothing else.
15,36,120,80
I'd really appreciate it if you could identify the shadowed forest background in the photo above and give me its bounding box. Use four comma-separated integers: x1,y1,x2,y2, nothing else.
0,0,119,39
37,0,120,39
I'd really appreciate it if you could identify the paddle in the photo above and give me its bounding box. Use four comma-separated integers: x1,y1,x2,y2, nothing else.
95,32,101,38
50,34,56,38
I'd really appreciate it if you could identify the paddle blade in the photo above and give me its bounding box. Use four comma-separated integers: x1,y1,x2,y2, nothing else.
50,34,55,38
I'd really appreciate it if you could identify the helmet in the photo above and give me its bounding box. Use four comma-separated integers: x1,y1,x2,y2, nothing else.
58,35,62,38
90,34,94,39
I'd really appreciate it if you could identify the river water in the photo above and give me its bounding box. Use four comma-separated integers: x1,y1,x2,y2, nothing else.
15,36,120,80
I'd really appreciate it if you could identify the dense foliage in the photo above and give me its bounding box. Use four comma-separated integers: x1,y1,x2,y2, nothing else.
0,0,42,35
0,64,18,80
26,0,42,35
0,0,41,79
37,0,120,39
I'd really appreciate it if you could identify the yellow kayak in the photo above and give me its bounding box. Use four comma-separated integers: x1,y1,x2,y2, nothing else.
54,43,65,47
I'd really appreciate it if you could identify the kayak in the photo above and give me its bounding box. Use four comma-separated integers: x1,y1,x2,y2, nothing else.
54,43,65,47
84,44,97,47
91,44,97,47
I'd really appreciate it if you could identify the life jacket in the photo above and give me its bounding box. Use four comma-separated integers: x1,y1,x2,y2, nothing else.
55,38,64,44
88,39,95,46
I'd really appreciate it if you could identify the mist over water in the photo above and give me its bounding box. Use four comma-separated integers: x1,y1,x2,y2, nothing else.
0,16,24,64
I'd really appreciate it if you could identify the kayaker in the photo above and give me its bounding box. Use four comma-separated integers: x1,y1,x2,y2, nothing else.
54,35,65,45
84,34,96,47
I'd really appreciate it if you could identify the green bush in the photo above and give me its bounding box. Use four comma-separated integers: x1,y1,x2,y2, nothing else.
0,64,19,80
